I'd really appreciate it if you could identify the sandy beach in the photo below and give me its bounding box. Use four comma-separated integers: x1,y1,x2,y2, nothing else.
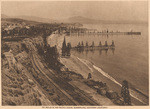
47,33,118,105
47,33,148,105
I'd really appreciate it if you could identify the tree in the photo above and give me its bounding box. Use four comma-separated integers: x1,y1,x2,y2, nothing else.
44,46,59,70
66,43,71,56
121,80,131,105
62,37,67,56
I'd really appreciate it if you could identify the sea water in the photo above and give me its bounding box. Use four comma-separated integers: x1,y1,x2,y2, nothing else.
66,23,148,105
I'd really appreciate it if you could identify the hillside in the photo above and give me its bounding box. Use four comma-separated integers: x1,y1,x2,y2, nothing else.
1,17,41,25
66,16,147,24
1,14,9,19
13,15,57,24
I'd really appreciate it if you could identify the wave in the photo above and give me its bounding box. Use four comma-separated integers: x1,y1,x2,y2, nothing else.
76,56,147,105
93,65,122,87
77,57,93,72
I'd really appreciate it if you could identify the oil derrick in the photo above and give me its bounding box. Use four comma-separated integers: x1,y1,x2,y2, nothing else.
107,29,109,33
78,42,81,47
121,80,131,105
66,43,71,56
87,73,92,79
86,41,88,47
111,40,115,47
77,42,82,52
62,37,67,56
81,41,84,47
99,41,102,47
92,41,95,47
68,42,71,48
104,41,108,47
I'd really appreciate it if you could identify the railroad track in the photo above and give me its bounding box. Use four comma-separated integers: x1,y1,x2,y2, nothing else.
31,53,78,105
32,52,99,105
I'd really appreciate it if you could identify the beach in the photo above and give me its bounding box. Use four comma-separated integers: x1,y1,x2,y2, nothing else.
47,32,148,105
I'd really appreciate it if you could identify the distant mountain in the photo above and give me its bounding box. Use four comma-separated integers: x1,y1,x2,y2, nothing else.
12,15,57,23
66,16,147,24
1,14,58,24
1,14,9,19
67,16,98,24
1,17,41,25
2,14,147,24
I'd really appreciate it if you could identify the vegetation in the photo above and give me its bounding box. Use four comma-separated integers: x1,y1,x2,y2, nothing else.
121,80,131,105
66,43,71,56
37,44,62,71
2,42,10,53
1,18,62,39
62,37,67,56
2,24,59,38
62,37,71,57
21,43,29,53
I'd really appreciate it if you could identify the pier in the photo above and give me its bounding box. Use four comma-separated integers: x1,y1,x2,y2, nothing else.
65,27,141,36
71,41,115,51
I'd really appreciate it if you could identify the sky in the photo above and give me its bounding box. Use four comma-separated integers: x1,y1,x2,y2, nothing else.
1,1,148,22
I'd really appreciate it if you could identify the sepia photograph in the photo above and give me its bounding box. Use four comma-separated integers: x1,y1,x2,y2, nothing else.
1,0,149,107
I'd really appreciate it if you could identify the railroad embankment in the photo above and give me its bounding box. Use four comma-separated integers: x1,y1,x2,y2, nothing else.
2,40,52,105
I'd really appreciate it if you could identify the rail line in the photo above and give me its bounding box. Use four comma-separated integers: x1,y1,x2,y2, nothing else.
32,52,99,105
31,52,79,105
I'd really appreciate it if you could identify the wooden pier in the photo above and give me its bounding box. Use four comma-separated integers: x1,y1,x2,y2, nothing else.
71,41,115,51
66,27,141,36
67,31,141,36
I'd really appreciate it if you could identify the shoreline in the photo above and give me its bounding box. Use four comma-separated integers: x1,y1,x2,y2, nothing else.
76,56,148,104
47,33,148,105
60,54,148,105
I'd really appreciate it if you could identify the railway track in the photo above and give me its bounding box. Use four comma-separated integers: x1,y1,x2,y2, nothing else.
31,53,78,105
31,52,99,105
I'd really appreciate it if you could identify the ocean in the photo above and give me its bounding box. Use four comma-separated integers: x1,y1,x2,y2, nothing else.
66,23,149,105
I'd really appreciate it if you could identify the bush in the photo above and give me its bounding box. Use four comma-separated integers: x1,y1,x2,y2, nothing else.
9,84,18,88
21,43,29,53
33,98,42,105
13,90,24,96
5,100,16,106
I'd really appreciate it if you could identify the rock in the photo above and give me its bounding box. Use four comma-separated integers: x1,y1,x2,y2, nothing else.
28,79,34,85
60,66,68,72
93,86,99,89
113,97,124,105
97,88,107,95
106,91,118,99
